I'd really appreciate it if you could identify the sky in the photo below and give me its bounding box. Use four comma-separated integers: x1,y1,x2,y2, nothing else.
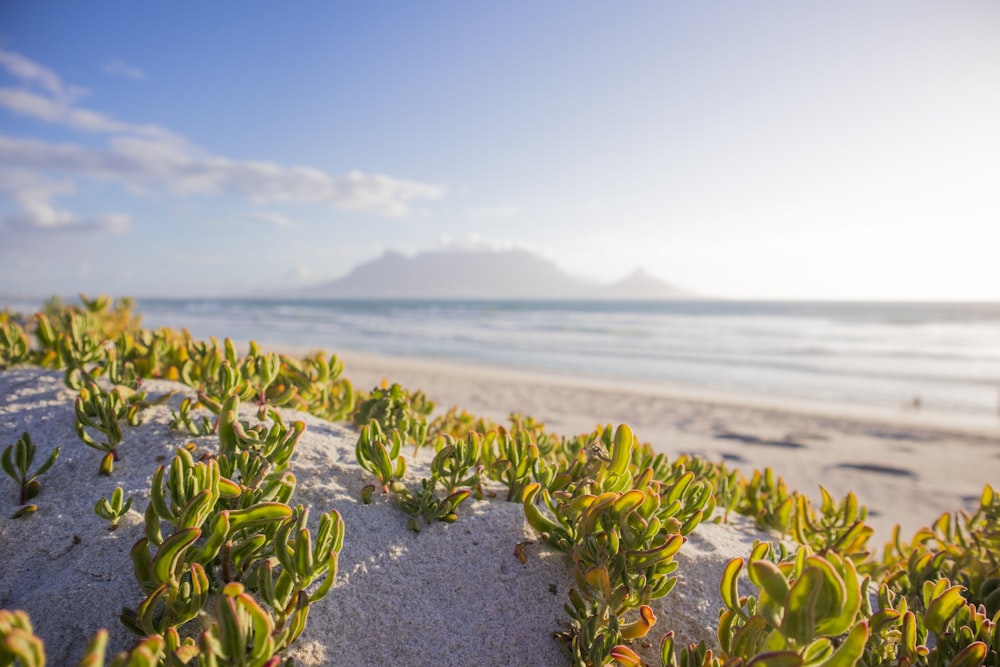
0,2,998,301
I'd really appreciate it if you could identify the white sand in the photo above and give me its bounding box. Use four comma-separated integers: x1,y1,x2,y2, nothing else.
0,367,772,666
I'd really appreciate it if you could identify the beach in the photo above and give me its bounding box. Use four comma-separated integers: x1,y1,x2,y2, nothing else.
338,349,1000,546
1,351,998,664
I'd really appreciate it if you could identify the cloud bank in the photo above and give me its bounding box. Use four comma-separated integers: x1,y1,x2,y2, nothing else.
0,49,445,235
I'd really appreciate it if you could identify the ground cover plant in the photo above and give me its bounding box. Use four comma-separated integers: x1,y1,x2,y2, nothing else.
0,295,997,667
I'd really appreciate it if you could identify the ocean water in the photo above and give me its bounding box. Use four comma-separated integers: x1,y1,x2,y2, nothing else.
6,297,1000,418
117,299,1000,419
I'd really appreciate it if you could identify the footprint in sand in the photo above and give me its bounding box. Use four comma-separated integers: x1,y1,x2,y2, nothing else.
714,431,806,449
832,462,918,479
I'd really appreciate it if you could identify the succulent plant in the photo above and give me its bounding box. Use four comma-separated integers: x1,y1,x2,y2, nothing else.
708,543,871,667
217,395,305,472
0,609,46,667
521,425,712,666
279,351,354,422
94,487,133,530
2,432,59,505
0,315,32,369
355,420,407,494
883,485,1000,614
792,487,873,565
427,405,497,441
168,397,215,436
353,382,431,450
483,427,540,502
395,478,471,532
74,382,138,474
429,432,483,494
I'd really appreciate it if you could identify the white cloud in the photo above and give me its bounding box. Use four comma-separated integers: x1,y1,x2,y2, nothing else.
102,58,145,81
0,168,130,234
0,134,445,216
0,49,85,101
0,88,174,139
0,49,446,224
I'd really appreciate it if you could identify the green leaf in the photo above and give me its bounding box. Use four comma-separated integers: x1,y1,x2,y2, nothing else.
816,621,868,667
801,638,833,665
607,424,634,477
751,560,790,606
2,627,46,667
77,628,108,667
946,642,988,667
721,558,745,613
227,502,292,531
151,526,200,584
782,567,822,645
924,585,967,635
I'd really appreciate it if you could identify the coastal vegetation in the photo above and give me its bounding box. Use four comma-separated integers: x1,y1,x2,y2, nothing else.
0,296,997,667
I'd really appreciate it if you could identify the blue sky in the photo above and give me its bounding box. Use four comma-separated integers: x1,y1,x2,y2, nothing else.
1,2,998,300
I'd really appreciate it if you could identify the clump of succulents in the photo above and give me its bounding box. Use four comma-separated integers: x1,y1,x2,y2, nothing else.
355,420,479,531
0,312,32,370
522,424,714,666
353,382,432,451
123,394,343,663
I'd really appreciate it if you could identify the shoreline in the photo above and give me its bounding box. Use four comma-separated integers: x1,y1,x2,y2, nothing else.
330,347,1000,438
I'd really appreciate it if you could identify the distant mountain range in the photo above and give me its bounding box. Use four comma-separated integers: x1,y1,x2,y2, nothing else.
298,249,694,300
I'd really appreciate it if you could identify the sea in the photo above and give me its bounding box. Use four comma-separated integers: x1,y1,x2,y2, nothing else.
5,298,1000,420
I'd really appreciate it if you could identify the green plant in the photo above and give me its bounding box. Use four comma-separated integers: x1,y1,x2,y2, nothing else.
429,433,483,495
216,395,305,473
394,478,472,532
355,420,407,494
74,383,138,475
792,487,873,567
168,397,215,436
1,434,56,507
121,391,341,666
352,382,431,450
279,351,355,422
2,432,59,506
522,424,713,666
10,504,37,519
0,315,32,369
715,544,869,664
483,427,540,502
0,608,45,667
94,487,133,530
883,484,1000,614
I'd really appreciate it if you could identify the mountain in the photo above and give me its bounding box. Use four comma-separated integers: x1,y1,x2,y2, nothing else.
299,249,694,300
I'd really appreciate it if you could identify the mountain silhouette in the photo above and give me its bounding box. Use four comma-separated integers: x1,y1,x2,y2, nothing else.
300,249,693,300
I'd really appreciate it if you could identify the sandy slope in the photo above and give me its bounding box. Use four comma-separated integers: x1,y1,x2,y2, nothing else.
0,367,771,666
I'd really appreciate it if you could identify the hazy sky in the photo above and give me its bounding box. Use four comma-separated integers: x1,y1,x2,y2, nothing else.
1,2,998,300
